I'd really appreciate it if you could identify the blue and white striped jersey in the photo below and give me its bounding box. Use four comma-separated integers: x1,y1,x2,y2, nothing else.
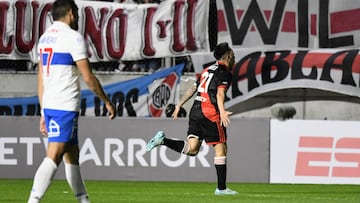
38,21,88,112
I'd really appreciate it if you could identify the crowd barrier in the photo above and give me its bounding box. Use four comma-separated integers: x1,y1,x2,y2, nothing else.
0,117,269,183
1,117,359,184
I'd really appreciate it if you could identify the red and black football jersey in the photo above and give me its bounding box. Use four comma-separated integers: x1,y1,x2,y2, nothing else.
192,61,232,121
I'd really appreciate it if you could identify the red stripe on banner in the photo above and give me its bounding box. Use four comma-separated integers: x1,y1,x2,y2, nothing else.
331,9,360,34
355,55,360,73
219,8,360,34
264,10,271,21
236,52,360,80
217,10,297,33
249,10,271,32
311,14,317,35
298,136,334,148
218,10,227,32
282,12,296,32
237,10,244,21
217,10,244,32
250,25,256,32
303,53,360,73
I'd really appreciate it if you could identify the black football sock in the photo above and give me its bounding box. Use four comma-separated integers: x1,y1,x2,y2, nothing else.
215,164,227,190
163,138,185,153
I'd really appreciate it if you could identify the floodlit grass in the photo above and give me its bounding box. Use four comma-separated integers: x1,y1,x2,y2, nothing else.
1,179,360,203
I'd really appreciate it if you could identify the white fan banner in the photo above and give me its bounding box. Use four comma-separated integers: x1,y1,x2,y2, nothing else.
0,0,209,62
191,48,360,108
216,0,360,49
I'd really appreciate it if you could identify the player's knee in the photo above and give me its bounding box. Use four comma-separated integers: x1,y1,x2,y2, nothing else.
184,134,201,156
182,140,199,156
187,150,199,156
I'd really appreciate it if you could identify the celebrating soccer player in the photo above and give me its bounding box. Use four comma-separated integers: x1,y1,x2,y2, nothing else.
147,42,238,195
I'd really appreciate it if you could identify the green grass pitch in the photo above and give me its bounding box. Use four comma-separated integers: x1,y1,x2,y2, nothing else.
1,179,359,202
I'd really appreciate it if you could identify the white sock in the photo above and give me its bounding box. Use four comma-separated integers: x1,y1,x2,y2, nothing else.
181,141,190,154
65,163,90,203
28,157,57,203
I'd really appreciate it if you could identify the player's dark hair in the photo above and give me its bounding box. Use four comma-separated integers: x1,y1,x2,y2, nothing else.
213,42,231,60
51,0,78,21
